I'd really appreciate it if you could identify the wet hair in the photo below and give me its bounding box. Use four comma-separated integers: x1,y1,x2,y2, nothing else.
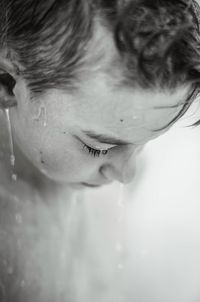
100,0,200,127
0,0,93,95
1,0,200,101
112,0,200,89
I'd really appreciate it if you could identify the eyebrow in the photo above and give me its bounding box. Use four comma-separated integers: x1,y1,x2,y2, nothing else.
82,130,131,146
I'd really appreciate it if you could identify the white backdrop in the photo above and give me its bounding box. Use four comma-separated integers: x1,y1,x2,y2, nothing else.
87,96,200,302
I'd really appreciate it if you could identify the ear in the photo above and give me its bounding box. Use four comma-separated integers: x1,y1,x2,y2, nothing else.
0,57,18,110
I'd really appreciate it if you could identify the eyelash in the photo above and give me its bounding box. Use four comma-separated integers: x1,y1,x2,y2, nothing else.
83,144,108,157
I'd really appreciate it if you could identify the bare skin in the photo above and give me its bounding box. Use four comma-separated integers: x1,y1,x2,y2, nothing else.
0,27,193,301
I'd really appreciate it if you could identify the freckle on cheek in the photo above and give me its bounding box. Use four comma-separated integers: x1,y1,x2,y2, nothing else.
39,150,45,164
120,119,124,123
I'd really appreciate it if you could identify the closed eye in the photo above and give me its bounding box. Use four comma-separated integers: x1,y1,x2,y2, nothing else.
83,144,108,157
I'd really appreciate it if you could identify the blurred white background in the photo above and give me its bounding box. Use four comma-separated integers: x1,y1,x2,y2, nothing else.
87,96,200,302
124,98,200,302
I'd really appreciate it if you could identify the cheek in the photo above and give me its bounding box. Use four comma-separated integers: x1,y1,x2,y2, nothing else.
12,121,76,181
12,110,98,182
34,135,96,182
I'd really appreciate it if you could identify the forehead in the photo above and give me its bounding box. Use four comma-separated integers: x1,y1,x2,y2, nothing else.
67,75,190,144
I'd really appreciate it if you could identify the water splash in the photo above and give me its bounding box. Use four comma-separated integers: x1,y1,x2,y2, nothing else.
4,109,17,181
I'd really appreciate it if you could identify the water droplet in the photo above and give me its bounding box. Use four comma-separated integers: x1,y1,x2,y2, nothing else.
12,173,17,181
115,184,126,273
33,105,47,127
16,213,22,224
20,280,25,288
10,154,15,166
5,109,17,181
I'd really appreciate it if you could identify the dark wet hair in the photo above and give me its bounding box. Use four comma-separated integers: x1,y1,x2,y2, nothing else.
0,0,93,95
100,0,200,127
1,0,200,101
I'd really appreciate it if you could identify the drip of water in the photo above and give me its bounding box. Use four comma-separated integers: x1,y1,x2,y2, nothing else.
116,184,125,266
33,105,47,127
115,183,126,301
5,109,17,181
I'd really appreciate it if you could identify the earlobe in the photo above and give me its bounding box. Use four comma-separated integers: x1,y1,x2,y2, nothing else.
0,93,17,109
0,73,17,109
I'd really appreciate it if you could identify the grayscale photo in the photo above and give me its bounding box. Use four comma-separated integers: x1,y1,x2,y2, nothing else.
0,0,200,301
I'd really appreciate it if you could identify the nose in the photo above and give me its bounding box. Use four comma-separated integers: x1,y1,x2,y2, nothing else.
100,146,140,184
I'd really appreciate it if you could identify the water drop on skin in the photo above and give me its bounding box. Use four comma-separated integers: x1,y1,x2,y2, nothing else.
12,173,17,181
33,105,47,127
5,108,17,181
15,213,22,224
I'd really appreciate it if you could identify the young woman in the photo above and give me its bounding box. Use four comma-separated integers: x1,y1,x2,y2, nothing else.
0,0,199,301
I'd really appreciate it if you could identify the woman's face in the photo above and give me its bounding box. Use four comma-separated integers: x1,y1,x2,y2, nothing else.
11,74,190,188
